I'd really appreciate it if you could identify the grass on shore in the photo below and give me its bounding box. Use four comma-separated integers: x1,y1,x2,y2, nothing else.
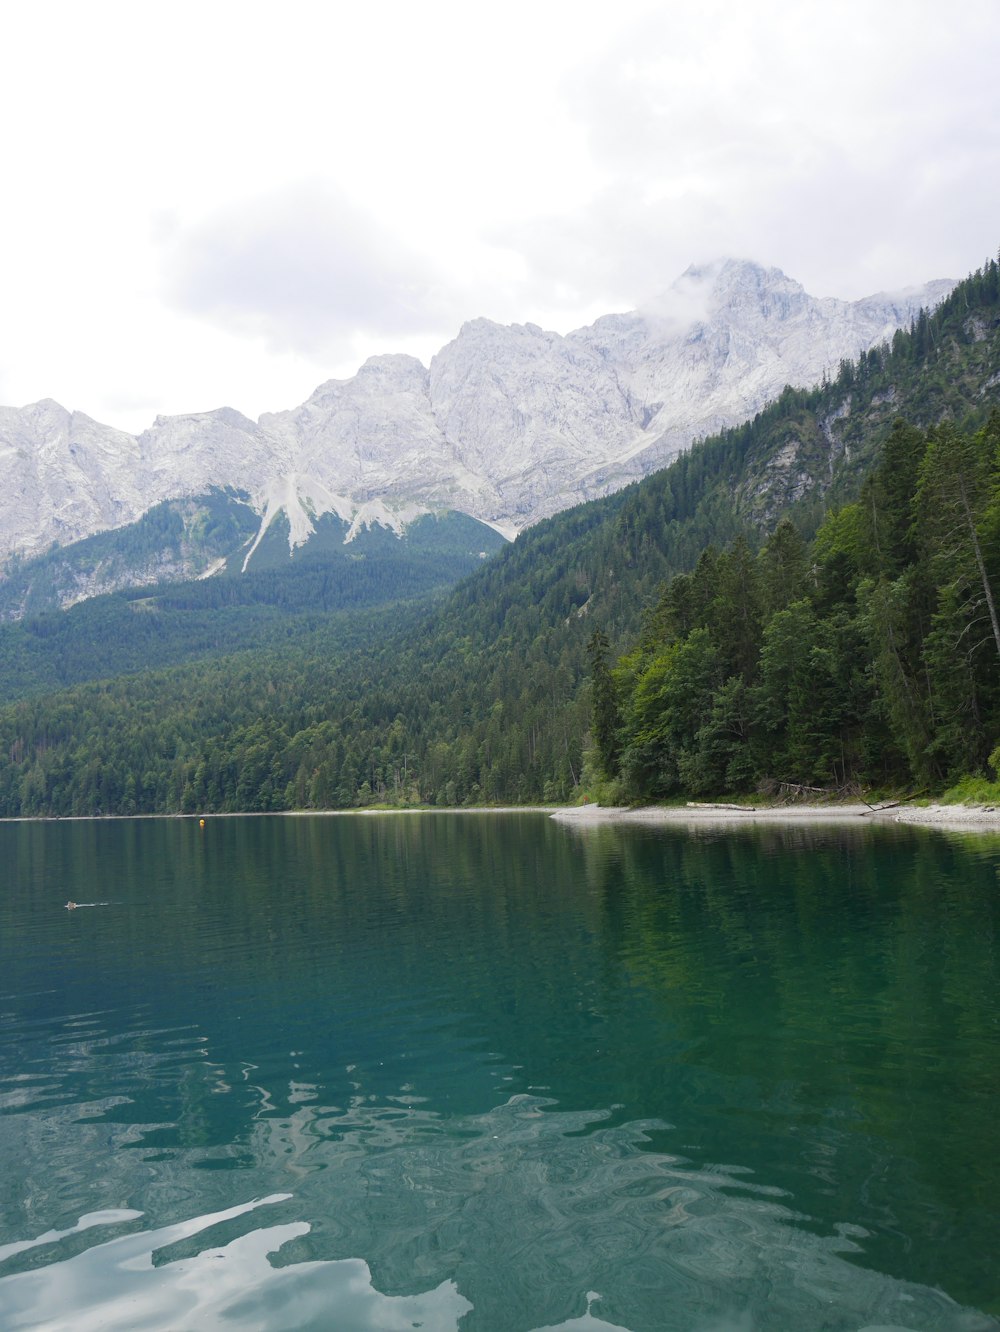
939,776,1000,805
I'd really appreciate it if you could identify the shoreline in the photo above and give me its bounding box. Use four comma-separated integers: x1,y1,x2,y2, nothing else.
0,806,556,824
552,801,1000,833
3,801,1000,833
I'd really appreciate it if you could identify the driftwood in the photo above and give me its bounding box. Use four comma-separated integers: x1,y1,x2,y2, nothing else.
757,779,842,803
686,801,752,811
855,788,928,814
756,779,926,812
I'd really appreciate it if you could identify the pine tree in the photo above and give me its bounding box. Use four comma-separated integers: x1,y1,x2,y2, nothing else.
916,422,1000,664
759,518,809,616
587,628,621,778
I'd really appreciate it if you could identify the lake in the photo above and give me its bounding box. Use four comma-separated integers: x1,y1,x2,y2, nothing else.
0,812,997,1331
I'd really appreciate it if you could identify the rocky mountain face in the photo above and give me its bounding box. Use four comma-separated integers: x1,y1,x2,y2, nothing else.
0,260,955,569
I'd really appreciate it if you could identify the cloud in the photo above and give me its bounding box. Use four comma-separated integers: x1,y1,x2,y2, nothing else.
492,0,1000,307
163,183,460,358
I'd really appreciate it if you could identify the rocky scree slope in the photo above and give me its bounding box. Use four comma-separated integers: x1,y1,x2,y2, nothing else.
0,259,953,571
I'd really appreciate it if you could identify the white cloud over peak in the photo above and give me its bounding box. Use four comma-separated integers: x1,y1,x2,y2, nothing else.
0,0,996,431
164,184,460,358
502,0,1000,306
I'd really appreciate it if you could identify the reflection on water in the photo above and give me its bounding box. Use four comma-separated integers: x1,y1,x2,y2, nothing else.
0,1097,993,1332
0,1194,470,1332
0,813,998,1330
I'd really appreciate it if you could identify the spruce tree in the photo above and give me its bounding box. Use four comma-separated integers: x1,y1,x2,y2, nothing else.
587,628,621,778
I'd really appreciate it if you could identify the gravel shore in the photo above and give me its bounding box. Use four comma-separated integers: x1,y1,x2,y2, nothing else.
552,801,1000,833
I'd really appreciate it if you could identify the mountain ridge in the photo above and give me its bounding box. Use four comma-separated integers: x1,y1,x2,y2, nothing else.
0,259,954,570
0,252,996,815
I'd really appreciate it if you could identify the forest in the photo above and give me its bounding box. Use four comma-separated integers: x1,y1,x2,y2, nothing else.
0,510,504,700
590,415,1000,801
0,256,997,816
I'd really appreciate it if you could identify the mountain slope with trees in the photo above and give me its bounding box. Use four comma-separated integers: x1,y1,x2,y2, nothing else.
0,511,506,700
0,255,997,816
593,414,1000,802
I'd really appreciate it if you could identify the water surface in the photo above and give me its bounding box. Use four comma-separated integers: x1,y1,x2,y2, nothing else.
1,813,997,1330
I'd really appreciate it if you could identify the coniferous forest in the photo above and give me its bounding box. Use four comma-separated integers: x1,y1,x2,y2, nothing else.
591,415,1000,802
0,256,998,816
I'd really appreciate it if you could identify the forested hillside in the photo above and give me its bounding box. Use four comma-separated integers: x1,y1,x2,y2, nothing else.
0,490,258,620
0,511,505,700
594,416,1000,801
0,256,997,816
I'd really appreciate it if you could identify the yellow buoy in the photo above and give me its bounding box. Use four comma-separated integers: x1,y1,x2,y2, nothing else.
199,818,205,828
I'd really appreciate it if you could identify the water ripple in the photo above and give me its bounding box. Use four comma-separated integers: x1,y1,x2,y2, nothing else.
0,1195,471,1332
1,1097,996,1329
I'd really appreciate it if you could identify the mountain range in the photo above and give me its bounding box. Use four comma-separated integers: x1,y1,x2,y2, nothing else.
0,259,954,592
0,251,997,816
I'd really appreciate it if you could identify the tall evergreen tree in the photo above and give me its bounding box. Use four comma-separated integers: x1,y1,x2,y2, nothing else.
916,421,1000,664
587,628,622,778
759,518,810,616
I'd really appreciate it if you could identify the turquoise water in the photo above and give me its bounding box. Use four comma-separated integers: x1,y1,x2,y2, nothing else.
0,812,997,1330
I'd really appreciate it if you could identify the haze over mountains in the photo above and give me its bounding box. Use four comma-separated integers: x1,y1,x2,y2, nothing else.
0,259,954,569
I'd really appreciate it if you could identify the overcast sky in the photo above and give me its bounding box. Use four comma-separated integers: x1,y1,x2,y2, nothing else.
1,0,997,433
